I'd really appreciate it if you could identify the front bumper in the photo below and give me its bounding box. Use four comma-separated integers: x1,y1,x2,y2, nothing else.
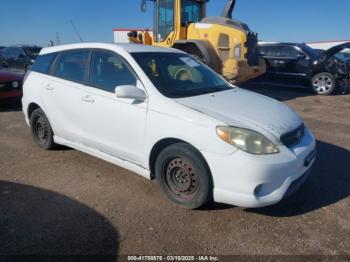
221,58,266,84
235,58,267,84
0,90,22,101
202,127,316,208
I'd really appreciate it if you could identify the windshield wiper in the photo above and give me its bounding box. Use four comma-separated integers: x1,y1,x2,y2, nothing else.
189,86,230,96
166,86,231,98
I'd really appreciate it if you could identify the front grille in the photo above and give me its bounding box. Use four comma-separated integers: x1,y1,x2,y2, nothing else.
246,31,259,66
280,124,305,148
218,33,230,62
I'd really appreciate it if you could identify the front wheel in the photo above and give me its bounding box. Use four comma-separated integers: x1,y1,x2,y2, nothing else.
311,72,336,95
155,143,212,209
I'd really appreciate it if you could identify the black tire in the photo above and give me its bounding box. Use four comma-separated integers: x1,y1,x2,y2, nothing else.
30,108,57,150
311,72,336,95
155,143,212,209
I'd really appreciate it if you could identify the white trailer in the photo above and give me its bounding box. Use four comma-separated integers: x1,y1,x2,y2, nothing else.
113,28,153,44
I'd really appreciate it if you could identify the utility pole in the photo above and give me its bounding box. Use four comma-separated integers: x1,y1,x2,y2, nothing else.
56,32,60,46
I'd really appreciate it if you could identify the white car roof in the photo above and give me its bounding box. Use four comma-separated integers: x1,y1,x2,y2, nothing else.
40,42,182,55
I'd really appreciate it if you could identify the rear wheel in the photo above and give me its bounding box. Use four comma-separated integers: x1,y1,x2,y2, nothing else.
155,143,212,209
311,72,336,95
30,108,57,150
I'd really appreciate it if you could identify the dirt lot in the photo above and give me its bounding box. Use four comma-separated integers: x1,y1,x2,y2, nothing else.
0,85,349,260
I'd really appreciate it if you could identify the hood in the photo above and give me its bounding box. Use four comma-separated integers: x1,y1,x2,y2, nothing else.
326,42,350,57
175,88,302,140
0,70,23,82
201,16,250,32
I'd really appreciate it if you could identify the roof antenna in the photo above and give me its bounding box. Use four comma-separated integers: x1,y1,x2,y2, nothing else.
70,20,84,43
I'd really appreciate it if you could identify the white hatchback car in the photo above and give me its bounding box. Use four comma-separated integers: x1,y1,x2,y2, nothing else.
22,43,316,209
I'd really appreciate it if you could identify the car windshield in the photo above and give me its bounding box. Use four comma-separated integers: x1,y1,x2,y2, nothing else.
301,45,321,59
334,49,350,62
132,52,232,98
24,47,42,58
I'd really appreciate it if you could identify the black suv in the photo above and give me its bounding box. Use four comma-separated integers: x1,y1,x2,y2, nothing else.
0,45,42,74
255,42,350,95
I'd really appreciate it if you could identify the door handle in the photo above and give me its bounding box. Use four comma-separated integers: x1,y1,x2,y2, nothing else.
44,84,54,91
82,95,95,103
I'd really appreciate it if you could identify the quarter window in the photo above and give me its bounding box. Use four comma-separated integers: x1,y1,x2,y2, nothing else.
31,53,58,74
90,50,137,92
54,50,90,83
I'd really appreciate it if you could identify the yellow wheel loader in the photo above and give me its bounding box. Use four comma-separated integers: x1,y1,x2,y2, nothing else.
128,0,266,83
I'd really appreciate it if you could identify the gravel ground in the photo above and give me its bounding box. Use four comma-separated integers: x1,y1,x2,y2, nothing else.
0,85,349,260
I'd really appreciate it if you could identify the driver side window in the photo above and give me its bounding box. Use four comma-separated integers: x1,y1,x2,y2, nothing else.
90,50,137,92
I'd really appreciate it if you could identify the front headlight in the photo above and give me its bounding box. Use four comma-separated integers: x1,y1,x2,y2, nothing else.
12,81,19,88
216,126,279,155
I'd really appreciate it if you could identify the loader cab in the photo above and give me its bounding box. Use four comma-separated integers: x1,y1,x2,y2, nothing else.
181,0,206,25
153,0,207,44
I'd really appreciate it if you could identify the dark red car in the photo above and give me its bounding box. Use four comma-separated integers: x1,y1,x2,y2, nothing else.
0,70,23,102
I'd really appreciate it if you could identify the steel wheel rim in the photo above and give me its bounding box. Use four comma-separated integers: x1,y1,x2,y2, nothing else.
313,75,333,93
164,157,199,201
34,116,48,143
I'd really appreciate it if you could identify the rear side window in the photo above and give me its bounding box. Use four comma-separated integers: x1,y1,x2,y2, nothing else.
54,50,90,83
90,50,137,92
11,48,21,57
276,46,299,59
31,53,58,74
258,45,277,57
2,47,16,58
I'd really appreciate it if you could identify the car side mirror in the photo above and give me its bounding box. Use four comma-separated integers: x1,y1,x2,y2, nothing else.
18,54,25,59
115,85,147,101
